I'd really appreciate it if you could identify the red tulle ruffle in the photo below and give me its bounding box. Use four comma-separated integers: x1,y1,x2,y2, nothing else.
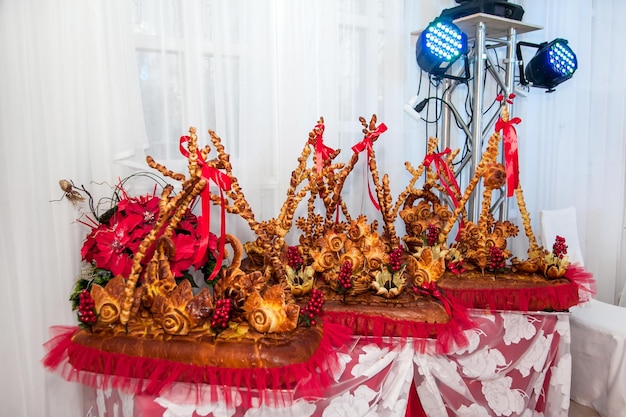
442,280,581,312
442,265,595,312
564,263,596,303
42,321,351,408
322,304,473,354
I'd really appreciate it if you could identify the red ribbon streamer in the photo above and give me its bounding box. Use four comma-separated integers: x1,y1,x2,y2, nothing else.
309,123,335,174
179,136,232,281
423,148,462,209
423,148,465,238
351,124,388,211
495,116,522,197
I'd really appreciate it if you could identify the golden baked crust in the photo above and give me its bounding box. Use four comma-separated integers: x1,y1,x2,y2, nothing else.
438,270,569,290
320,284,451,338
323,289,448,323
70,324,324,369
438,270,578,311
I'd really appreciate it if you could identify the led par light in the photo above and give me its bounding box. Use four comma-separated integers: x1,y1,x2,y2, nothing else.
416,19,468,77
523,39,577,91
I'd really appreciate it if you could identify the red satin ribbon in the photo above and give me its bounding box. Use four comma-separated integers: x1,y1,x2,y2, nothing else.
423,148,462,209
495,116,521,197
179,136,232,281
351,124,388,211
423,148,464,238
419,281,452,317
309,123,335,174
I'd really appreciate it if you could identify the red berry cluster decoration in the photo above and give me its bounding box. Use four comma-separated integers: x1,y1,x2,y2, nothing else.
77,289,97,325
287,245,304,270
488,246,505,272
211,298,232,330
553,236,568,258
426,224,439,246
389,247,404,272
448,260,466,275
299,288,324,327
337,260,353,293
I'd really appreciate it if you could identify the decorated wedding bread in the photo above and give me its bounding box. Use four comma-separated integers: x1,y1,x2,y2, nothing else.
44,96,594,404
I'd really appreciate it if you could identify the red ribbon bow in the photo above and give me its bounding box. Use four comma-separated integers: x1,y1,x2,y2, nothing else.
496,93,516,104
351,124,388,211
309,123,335,174
179,136,232,281
418,281,452,317
495,116,522,197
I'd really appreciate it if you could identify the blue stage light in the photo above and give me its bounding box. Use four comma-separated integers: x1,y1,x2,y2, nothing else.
524,39,577,91
416,19,468,76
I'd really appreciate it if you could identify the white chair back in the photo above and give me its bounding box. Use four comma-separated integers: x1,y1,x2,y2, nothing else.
543,208,626,415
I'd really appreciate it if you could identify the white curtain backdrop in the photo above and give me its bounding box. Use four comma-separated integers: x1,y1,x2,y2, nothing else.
0,1,147,416
1,0,624,416
512,0,626,305
131,0,416,243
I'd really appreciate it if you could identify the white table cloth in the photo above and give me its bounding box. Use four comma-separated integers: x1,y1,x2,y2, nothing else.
81,311,571,417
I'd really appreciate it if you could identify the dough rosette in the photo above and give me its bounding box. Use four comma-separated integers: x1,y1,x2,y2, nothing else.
340,246,366,273
311,247,339,272
247,305,276,333
483,162,506,190
150,280,197,335
415,201,435,221
326,231,346,253
97,301,121,324
161,308,192,335
347,215,369,242
460,222,481,244
406,255,427,287
408,222,427,237
364,246,389,272
90,275,126,324
244,286,300,333
434,204,452,222
399,206,419,224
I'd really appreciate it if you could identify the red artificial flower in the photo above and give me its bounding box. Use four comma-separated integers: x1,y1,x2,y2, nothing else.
207,232,218,254
89,220,136,277
80,233,98,264
80,190,215,278
120,195,159,229
170,229,199,276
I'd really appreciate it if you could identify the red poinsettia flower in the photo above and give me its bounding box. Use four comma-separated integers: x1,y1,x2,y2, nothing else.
120,195,160,234
170,227,200,276
207,232,218,254
81,233,98,264
80,189,216,279
89,220,137,277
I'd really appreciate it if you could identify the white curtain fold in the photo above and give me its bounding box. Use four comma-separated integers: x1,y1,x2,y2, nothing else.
133,0,413,244
0,1,147,416
513,0,626,304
